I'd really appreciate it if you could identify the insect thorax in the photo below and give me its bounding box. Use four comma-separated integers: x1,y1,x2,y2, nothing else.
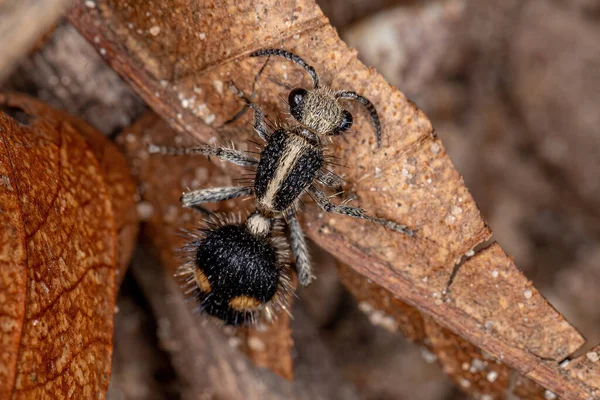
255,128,324,212
301,87,343,134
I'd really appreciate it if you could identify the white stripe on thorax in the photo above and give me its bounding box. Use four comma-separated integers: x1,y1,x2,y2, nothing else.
260,136,306,209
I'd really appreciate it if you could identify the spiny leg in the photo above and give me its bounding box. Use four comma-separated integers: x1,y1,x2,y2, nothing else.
228,83,270,142
181,186,253,209
308,185,414,236
316,170,344,199
284,207,313,286
335,91,382,148
148,143,258,168
250,48,320,89
224,57,271,126
317,170,344,187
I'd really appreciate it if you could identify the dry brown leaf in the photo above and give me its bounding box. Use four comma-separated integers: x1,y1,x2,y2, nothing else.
339,262,567,400
422,317,512,398
54,99,139,284
0,93,137,398
116,112,294,379
237,314,294,380
1,93,139,282
338,263,425,342
68,0,596,397
340,262,516,399
5,23,147,138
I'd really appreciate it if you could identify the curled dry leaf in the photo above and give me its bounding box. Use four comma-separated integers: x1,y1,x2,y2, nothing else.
68,0,597,397
0,93,137,398
116,112,294,379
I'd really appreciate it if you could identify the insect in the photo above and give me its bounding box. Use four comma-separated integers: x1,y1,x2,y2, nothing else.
149,48,414,325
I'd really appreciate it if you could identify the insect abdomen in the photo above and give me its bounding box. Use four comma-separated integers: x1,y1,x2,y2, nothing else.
194,224,280,325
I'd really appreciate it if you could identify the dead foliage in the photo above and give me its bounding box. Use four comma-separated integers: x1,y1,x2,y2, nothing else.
63,1,593,398
0,93,137,398
65,0,600,398
0,0,597,398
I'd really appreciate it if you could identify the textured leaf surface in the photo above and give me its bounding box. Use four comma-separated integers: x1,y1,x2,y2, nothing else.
0,93,137,398
68,0,595,397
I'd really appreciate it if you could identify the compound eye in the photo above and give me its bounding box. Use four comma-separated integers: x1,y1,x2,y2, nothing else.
288,88,307,121
333,110,353,134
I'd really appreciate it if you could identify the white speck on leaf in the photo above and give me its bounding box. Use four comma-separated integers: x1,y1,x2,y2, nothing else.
204,114,216,125
149,26,161,36
586,351,599,362
451,205,463,215
212,80,224,95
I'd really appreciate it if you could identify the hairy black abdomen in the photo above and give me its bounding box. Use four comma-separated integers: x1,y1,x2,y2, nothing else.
195,224,280,325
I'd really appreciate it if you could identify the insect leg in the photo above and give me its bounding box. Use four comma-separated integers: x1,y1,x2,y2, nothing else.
308,185,414,236
181,187,253,208
228,83,271,142
224,57,272,126
148,144,258,168
283,207,313,286
317,170,344,188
